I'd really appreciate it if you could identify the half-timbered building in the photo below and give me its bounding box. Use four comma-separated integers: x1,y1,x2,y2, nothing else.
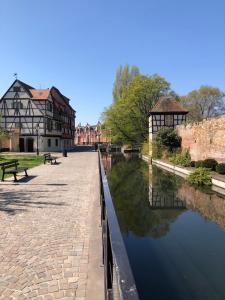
149,96,188,141
0,79,75,152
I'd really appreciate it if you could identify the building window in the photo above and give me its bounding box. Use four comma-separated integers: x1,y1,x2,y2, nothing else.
47,119,53,131
13,87,21,92
12,101,23,109
47,101,53,112
55,139,58,147
15,122,22,129
165,115,174,126
48,139,51,147
56,122,62,131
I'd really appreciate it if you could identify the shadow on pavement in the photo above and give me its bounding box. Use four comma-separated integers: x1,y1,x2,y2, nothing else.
0,190,67,216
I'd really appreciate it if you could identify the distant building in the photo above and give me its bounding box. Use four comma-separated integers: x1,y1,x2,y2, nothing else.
0,79,76,152
149,96,188,155
75,122,111,145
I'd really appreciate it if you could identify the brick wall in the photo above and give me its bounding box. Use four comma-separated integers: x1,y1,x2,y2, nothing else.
177,116,225,162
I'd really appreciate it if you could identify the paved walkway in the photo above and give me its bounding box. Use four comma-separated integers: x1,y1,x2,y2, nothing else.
0,152,104,300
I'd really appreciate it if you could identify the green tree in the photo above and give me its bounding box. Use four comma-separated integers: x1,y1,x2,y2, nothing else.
112,64,140,103
103,74,171,145
181,85,225,122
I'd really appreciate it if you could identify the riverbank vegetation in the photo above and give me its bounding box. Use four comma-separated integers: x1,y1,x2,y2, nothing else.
187,168,212,186
102,64,172,147
102,65,225,149
152,127,225,185
169,151,191,167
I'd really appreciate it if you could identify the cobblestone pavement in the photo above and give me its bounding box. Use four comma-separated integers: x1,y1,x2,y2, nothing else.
0,152,104,300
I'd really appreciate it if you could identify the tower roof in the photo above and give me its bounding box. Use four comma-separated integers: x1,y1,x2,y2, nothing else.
150,96,188,114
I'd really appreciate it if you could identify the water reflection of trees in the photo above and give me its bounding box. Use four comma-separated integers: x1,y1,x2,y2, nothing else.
107,158,185,238
107,155,225,238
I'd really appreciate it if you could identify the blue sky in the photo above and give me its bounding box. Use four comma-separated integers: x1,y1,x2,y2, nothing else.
0,0,225,125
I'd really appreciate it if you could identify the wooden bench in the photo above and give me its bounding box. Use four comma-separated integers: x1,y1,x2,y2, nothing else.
43,153,58,165
0,160,28,182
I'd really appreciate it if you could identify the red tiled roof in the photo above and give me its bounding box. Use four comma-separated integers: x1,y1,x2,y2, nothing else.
150,96,188,114
29,89,50,100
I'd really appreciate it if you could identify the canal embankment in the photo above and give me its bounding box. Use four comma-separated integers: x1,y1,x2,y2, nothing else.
142,155,225,194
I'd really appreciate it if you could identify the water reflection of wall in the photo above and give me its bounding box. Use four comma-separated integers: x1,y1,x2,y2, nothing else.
102,154,112,171
178,184,225,231
102,153,137,171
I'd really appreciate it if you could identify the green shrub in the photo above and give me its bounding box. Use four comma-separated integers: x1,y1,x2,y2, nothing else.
169,151,191,167
141,140,149,156
152,141,163,159
156,128,181,151
216,163,225,174
195,160,204,168
202,158,218,171
190,161,196,167
187,168,212,186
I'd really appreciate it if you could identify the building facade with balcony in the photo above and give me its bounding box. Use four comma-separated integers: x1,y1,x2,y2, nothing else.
0,79,76,152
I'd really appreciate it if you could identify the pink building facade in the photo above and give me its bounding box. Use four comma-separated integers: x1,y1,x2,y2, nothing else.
75,122,111,145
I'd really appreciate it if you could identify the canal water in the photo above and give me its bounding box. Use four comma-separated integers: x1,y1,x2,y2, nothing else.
103,153,225,300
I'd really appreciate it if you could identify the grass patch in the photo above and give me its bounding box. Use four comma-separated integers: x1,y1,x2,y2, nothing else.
0,155,43,179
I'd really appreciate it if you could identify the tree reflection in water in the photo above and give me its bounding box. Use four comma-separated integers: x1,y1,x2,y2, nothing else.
106,154,186,238
105,153,225,237
104,154,225,300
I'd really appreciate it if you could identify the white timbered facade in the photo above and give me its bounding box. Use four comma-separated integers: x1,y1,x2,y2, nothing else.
0,80,75,152
149,96,188,141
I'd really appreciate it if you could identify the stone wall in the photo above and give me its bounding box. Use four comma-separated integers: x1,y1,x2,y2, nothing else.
177,116,225,162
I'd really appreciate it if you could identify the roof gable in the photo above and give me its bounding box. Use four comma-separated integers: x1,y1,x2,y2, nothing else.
1,79,34,100
150,96,188,114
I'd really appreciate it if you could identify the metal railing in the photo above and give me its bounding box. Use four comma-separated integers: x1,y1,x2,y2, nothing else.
98,151,139,300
